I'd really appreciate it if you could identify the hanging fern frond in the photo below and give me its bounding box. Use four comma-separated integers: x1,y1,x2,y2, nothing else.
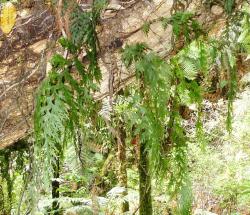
70,0,106,81
238,11,250,54
121,43,149,68
179,58,199,80
33,0,106,207
224,0,235,15
34,69,77,186
176,178,193,215
168,11,203,43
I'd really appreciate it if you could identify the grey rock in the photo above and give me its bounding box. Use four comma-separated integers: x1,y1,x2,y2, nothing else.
194,209,218,215
211,5,224,16
97,196,108,206
64,206,93,215
240,72,250,87
107,186,127,198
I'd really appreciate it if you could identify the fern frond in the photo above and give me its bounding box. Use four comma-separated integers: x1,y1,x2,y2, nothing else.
122,43,149,68
224,0,235,14
180,58,199,80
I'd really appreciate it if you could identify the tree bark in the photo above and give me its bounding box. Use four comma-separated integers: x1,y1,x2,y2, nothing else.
138,77,152,215
51,157,60,215
139,139,152,215
117,121,129,213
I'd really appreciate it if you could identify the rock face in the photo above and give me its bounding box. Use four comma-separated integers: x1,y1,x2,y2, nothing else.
0,0,177,148
0,5,56,148
0,0,243,148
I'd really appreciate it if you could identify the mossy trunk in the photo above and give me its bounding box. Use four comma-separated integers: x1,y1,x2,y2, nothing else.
1,151,13,215
139,140,152,215
117,121,129,213
51,157,60,215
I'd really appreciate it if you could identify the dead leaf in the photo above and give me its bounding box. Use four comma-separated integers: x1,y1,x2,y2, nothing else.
0,2,17,34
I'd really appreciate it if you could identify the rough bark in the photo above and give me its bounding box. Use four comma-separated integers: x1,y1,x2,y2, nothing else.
117,121,129,213
139,139,152,215
138,78,152,215
51,158,60,215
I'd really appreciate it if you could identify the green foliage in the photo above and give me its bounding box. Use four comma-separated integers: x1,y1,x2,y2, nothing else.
121,44,171,175
175,40,212,81
70,0,106,81
238,6,250,54
34,43,100,185
119,6,250,209
225,0,235,14
176,180,193,215
141,12,203,45
218,22,241,131
170,12,203,42
29,1,250,213
33,0,105,208
121,43,148,68
121,42,204,201
0,141,30,214
224,49,237,132
34,71,72,182
142,21,150,35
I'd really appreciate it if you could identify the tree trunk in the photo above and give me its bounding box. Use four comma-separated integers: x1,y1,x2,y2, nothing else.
117,121,129,213
139,139,152,215
51,157,60,215
2,151,13,215
137,77,153,215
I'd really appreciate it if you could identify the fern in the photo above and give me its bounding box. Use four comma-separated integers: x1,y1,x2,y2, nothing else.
142,21,150,36
121,44,193,194
31,1,250,212
225,0,235,14
70,0,106,81
238,11,250,54
169,12,203,43
143,12,203,45
223,49,237,132
176,179,193,215
121,43,148,68
119,13,249,197
33,0,105,208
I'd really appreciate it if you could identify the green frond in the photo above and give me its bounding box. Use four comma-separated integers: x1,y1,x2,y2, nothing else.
180,59,199,80
169,12,203,42
121,43,149,68
142,21,150,36
224,0,235,14
177,179,193,215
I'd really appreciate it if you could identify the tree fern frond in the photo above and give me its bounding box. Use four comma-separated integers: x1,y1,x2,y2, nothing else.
122,43,149,68
177,179,193,215
224,0,235,14
179,58,199,80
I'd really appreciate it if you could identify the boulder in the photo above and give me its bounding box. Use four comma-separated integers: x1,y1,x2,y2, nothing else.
64,206,93,215
194,209,218,215
107,186,127,198
211,5,224,16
